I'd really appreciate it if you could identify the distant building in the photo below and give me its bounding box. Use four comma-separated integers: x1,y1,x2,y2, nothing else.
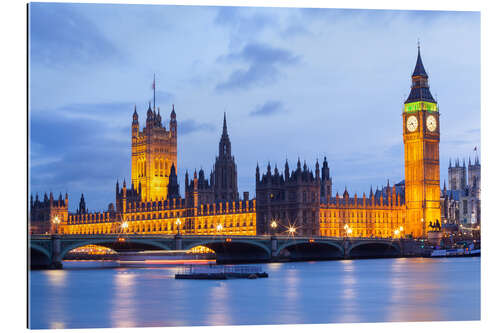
441,156,481,225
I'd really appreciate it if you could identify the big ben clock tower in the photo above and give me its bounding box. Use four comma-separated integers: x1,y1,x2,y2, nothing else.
403,46,441,237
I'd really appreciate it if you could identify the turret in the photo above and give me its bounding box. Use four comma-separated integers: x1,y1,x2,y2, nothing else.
170,104,177,137
315,159,320,180
122,179,127,198
78,194,86,214
132,105,139,137
167,164,180,199
321,157,330,180
146,102,153,126
256,163,260,182
284,159,290,181
156,107,162,126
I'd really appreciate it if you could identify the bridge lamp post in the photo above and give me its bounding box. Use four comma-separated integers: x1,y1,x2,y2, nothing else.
347,228,352,237
399,226,404,239
52,216,60,234
344,224,350,239
394,229,400,238
216,223,223,234
288,226,296,236
121,221,128,233
176,218,182,235
270,220,278,235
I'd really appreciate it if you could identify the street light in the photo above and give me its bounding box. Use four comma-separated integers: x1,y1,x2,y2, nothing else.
216,223,223,233
121,221,128,234
270,220,278,235
288,226,296,235
176,218,182,235
394,229,400,237
52,216,60,234
344,224,351,238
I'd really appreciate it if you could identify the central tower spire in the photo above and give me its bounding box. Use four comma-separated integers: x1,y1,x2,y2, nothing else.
213,113,238,202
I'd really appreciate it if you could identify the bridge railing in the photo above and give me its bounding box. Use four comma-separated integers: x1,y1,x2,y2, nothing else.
30,233,409,242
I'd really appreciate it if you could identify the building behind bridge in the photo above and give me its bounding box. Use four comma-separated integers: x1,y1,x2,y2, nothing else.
31,48,454,239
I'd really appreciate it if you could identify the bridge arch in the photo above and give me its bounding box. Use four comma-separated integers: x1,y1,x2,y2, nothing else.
347,240,401,258
57,238,172,262
185,239,271,263
30,243,51,259
30,243,52,268
277,240,344,260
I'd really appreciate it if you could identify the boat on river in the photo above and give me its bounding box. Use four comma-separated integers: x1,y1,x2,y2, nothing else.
175,265,268,279
430,248,480,257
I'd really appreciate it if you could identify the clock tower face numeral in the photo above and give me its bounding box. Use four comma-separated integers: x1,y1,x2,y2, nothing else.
406,115,418,132
426,115,437,132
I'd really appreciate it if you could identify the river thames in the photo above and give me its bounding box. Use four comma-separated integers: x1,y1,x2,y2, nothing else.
29,257,480,329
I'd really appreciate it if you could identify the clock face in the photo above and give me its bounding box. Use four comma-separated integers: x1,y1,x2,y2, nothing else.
426,115,437,132
406,115,418,132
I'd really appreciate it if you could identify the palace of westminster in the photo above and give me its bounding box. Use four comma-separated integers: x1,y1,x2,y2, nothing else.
30,48,480,238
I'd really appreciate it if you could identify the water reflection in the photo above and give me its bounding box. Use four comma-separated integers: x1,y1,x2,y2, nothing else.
42,270,68,328
29,258,480,329
340,260,359,322
45,269,67,287
111,270,137,328
207,281,230,325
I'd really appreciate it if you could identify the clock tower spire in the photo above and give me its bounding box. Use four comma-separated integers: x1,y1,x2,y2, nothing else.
403,45,441,237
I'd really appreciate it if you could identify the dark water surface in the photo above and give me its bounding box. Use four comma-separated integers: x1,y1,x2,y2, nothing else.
29,257,480,329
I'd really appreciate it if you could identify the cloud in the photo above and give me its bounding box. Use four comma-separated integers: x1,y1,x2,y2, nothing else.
29,3,121,67
29,106,130,211
250,100,287,117
155,90,175,106
216,42,299,91
213,7,277,41
178,119,216,136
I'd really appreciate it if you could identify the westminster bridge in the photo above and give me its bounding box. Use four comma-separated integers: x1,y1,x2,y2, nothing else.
30,234,425,268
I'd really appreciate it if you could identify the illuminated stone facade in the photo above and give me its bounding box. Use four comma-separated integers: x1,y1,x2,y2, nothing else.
30,49,441,239
131,103,177,202
29,193,69,234
402,46,441,237
319,185,406,238
59,111,256,236
256,158,406,238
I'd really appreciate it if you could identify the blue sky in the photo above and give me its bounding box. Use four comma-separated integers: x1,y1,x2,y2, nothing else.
28,3,480,211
